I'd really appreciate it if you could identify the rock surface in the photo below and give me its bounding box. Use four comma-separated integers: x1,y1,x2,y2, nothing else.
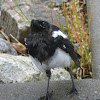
0,53,39,83
0,79,100,100
51,0,68,5
0,33,5,39
0,38,17,55
0,53,70,83
87,0,100,79
0,0,66,43
1,1,30,43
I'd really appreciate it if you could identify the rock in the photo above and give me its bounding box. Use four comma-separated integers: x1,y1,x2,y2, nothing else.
87,0,100,79
0,13,1,29
1,1,30,43
51,0,68,6
0,0,3,10
0,33,5,39
21,0,48,5
0,53,70,83
43,0,68,6
0,79,100,100
0,0,2,29
39,68,70,81
0,0,66,43
0,53,40,83
51,68,70,81
0,38,17,55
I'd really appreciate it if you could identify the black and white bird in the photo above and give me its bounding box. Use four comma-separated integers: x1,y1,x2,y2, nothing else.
25,19,81,100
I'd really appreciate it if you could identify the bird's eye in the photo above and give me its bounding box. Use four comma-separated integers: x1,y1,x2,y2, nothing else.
40,21,46,29
42,21,45,26
42,21,45,24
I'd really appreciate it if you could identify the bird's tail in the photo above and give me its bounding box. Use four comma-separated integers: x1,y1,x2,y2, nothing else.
70,52,81,67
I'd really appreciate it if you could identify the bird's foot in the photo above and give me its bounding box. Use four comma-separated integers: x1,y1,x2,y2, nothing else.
67,88,78,96
38,91,53,100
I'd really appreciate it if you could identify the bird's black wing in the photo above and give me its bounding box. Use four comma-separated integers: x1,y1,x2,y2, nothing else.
55,36,81,67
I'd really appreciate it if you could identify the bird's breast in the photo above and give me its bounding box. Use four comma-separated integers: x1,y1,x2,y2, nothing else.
30,48,71,72
48,48,71,69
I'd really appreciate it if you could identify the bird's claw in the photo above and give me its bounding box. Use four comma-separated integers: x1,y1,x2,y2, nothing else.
67,88,78,96
38,91,53,100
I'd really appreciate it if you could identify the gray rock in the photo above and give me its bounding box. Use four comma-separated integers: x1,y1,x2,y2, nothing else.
0,1,2,29
0,38,17,55
0,53,40,83
87,0,100,79
39,68,70,81
0,0,66,43
0,53,70,83
21,0,48,4
0,0,3,10
0,79,100,100
51,0,68,5
1,1,30,43
0,33,5,39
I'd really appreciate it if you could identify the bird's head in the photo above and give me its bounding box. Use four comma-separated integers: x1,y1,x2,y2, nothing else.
30,19,50,34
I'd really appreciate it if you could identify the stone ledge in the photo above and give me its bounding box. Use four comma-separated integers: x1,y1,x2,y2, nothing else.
0,79,100,100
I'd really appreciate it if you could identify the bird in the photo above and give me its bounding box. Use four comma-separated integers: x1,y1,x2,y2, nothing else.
24,19,81,100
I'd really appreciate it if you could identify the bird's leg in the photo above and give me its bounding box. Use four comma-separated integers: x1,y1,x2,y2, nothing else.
67,67,78,95
38,70,53,100
45,70,52,100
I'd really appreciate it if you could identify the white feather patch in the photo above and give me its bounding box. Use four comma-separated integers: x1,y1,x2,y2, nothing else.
52,30,67,38
63,45,66,48
24,38,26,42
